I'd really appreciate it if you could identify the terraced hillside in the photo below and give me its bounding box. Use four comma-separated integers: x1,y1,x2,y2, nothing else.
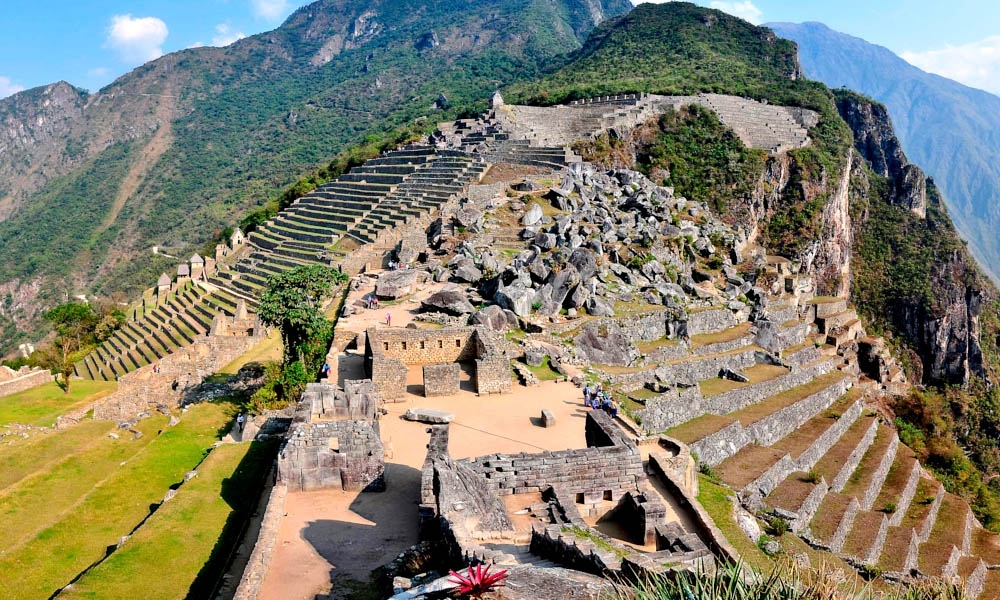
659,310,1000,596
75,145,504,380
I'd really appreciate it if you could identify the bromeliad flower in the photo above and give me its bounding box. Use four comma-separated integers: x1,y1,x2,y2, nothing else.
447,563,509,599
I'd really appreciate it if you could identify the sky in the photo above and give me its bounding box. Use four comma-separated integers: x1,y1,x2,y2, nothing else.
2,0,1000,98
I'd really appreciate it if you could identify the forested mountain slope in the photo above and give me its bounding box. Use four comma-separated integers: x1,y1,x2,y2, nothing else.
0,0,631,350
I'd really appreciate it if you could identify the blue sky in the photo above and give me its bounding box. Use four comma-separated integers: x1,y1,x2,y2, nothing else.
2,0,1000,98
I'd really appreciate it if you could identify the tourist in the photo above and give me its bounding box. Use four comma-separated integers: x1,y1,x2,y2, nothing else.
386,312,392,326
322,363,331,378
582,384,591,406
609,400,619,419
236,413,245,432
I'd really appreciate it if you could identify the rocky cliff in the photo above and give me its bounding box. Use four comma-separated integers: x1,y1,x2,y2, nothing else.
834,91,987,385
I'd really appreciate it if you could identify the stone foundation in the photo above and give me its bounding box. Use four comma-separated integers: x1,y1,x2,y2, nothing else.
0,367,52,398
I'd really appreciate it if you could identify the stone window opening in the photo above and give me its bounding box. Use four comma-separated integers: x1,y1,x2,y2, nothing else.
455,339,461,348
420,341,426,350
383,342,389,351
329,437,340,453
438,340,443,349
402,341,408,350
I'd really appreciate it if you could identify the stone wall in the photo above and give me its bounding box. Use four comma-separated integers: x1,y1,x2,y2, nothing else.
463,412,642,496
686,308,739,336
277,418,385,492
607,347,758,393
0,368,52,398
233,483,287,600
92,332,263,422
298,380,381,421
366,326,511,399
423,363,460,397
691,375,853,465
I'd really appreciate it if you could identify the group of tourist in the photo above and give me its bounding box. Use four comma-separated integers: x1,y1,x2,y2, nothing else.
582,383,618,418
387,260,410,271
364,294,380,310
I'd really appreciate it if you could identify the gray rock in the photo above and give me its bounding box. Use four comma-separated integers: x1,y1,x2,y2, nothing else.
534,232,557,250
573,320,639,366
495,282,535,317
421,289,476,315
539,265,580,315
541,409,556,428
454,206,483,229
403,408,455,424
376,269,421,299
163,489,177,503
585,296,615,317
452,260,483,284
472,305,519,331
522,203,544,226
720,367,749,383
568,247,598,282
525,349,545,367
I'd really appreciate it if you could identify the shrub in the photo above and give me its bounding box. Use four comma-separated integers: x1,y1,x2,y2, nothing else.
803,469,821,484
766,516,789,537
883,502,897,514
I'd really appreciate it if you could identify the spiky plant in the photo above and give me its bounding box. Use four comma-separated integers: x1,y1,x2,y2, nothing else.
448,563,509,599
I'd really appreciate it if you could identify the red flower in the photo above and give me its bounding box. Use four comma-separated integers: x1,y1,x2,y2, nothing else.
447,563,509,598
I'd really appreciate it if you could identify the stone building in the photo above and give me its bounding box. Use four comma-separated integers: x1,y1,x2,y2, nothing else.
277,380,386,492
364,325,511,400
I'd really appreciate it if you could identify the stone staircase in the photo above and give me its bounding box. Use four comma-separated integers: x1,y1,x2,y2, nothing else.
75,284,243,381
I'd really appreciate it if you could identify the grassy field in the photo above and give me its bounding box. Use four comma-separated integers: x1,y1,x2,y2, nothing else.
63,440,278,600
0,401,237,599
0,380,117,427
0,420,113,491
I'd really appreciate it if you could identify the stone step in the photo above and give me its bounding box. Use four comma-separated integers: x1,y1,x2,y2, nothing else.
872,446,921,524
763,473,827,532
811,415,879,492
839,423,898,510
877,525,919,574
807,491,858,552
897,476,944,543
841,509,889,565
715,389,862,495
917,493,972,577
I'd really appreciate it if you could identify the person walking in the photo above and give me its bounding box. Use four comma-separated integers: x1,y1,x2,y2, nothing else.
386,312,392,326
582,384,591,406
236,413,245,432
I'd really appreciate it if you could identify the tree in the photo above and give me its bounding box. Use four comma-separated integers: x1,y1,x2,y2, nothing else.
43,302,98,394
256,265,347,370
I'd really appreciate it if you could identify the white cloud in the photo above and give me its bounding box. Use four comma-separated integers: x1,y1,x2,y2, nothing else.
0,76,25,99
630,0,762,25
212,24,246,47
708,1,762,24
251,0,290,21
902,36,1000,95
105,14,169,64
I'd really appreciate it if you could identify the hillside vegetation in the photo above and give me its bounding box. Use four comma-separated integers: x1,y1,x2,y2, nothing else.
0,0,632,352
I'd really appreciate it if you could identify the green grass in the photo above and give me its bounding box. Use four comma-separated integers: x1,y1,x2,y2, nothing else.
0,401,237,599
522,356,562,381
0,417,167,552
0,380,117,427
0,420,114,492
63,440,278,600
695,474,770,569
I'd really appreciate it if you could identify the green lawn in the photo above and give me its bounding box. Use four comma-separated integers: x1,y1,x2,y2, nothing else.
0,420,114,492
63,440,278,600
0,417,167,551
522,356,562,381
0,401,237,599
0,380,117,427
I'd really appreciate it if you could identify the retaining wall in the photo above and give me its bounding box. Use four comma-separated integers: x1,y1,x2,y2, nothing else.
0,369,52,398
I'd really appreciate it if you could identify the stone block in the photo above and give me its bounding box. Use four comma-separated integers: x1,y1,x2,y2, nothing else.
422,363,461,397
541,409,556,428
403,408,456,423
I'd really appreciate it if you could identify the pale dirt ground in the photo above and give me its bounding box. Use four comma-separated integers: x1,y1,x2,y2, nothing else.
336,277,454,336
260,349,592,600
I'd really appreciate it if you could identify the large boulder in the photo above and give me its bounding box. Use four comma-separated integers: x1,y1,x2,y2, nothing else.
495,281,535,317
522,202,544,226
585,296,615,317
421,288,475,316
538,265,580,315
450,258,483,283
376,269,421,299
472,305,519,331
454,206,484,232
568,247,598,282
573,320,639,366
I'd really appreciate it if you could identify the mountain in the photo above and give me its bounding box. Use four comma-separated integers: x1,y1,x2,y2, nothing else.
768,21,1000,284
0,0,632,350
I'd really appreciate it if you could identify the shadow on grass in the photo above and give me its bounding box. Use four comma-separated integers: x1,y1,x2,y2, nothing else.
185,439,280,600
